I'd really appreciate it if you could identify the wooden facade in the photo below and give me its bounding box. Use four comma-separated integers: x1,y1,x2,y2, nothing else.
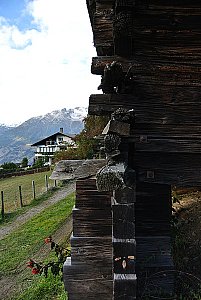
62,1,201,299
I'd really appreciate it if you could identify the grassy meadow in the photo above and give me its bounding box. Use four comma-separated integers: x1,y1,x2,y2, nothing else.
0,170,55,213
0,190,75,300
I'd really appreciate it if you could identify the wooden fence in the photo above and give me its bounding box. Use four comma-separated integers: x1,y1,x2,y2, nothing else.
0,166,50,179
0,175,57,219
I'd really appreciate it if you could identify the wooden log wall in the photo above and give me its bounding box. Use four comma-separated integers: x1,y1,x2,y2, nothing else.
63,178,113,300
71,0,201,298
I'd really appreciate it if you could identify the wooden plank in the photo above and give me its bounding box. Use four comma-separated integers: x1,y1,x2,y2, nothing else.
113,204,135,239
93,11,114,47
135,236,173,269
131,124,201,138
91,56,201,75
114,273,137,299
50,159,106,180
73,207,112,237
113,238,136,257
66,278,113,295
96,0,114,3
134,136,201,153
76,192,111,209
113,187,135,204
136,183,172,236
71,235,112,265
134,152,201,186
63,257,112,281
115,0,136,8
135,183,174,296
89,92,201,125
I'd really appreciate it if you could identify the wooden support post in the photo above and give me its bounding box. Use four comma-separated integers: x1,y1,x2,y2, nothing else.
135,182,174,298
32,180,36,200
1,191,4,219
45,175,48,191
19,186,23,207
113,187,136,300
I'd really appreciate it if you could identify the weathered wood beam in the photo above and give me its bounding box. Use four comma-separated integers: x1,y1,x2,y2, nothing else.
91,56,201,76
113,274,137,299
132,136,201,154
135,183,173,297
73,207,112,237
131,124,201,138
71,236,112,265
64,179,113,300
133,153,201,187
89,93,201,125
135,182,172,237
134,1,201,13
50,159,106,180
113,204,135,239
96,0,114,4
64,258,113,299
93,11,114,47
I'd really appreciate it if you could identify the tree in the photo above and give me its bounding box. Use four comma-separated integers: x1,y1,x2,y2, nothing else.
1,162,18,171
75,115,109,159
33,158,44,168
53,115,109,162
21,157,28,168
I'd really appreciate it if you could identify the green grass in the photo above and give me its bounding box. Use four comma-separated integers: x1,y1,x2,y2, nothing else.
15,273,67,300
0,193,75,276
0,170,55,213
0,187,58,225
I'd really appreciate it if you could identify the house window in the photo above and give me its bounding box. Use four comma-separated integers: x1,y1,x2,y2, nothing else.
58,137,64,144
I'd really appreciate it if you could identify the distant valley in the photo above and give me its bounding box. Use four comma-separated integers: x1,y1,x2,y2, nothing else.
0,107,87,164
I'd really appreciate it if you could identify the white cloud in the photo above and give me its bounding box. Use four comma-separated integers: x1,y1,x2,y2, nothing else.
0,0,100,125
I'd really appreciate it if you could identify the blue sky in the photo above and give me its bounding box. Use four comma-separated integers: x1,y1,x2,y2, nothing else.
0,0,99,125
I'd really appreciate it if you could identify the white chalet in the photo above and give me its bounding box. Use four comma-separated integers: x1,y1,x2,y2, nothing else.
31,128,76,165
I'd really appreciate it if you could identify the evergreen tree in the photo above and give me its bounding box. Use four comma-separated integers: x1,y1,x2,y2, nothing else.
21,157,28,168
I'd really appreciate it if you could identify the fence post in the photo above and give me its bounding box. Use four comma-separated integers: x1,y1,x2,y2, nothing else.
45,175,48,192
54,180,57,187
19,186,23,207
1,191,4,219
32,180,36,199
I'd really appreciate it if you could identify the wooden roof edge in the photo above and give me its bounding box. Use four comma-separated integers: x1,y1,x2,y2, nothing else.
31,132,76,147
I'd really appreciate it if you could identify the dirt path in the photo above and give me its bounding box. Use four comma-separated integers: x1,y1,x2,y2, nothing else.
0,183,75,300
0,182,75,240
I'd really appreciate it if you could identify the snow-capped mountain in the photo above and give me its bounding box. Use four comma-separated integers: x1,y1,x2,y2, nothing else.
0,107,87,164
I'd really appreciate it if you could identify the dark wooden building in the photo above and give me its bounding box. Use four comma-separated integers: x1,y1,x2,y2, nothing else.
62,1,201,299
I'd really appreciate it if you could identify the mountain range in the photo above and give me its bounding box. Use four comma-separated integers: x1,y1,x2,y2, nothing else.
0,107,87,164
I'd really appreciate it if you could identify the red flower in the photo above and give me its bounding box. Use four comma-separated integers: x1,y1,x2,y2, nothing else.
27,260,34,268
31,267,40,275
44,236,52,244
